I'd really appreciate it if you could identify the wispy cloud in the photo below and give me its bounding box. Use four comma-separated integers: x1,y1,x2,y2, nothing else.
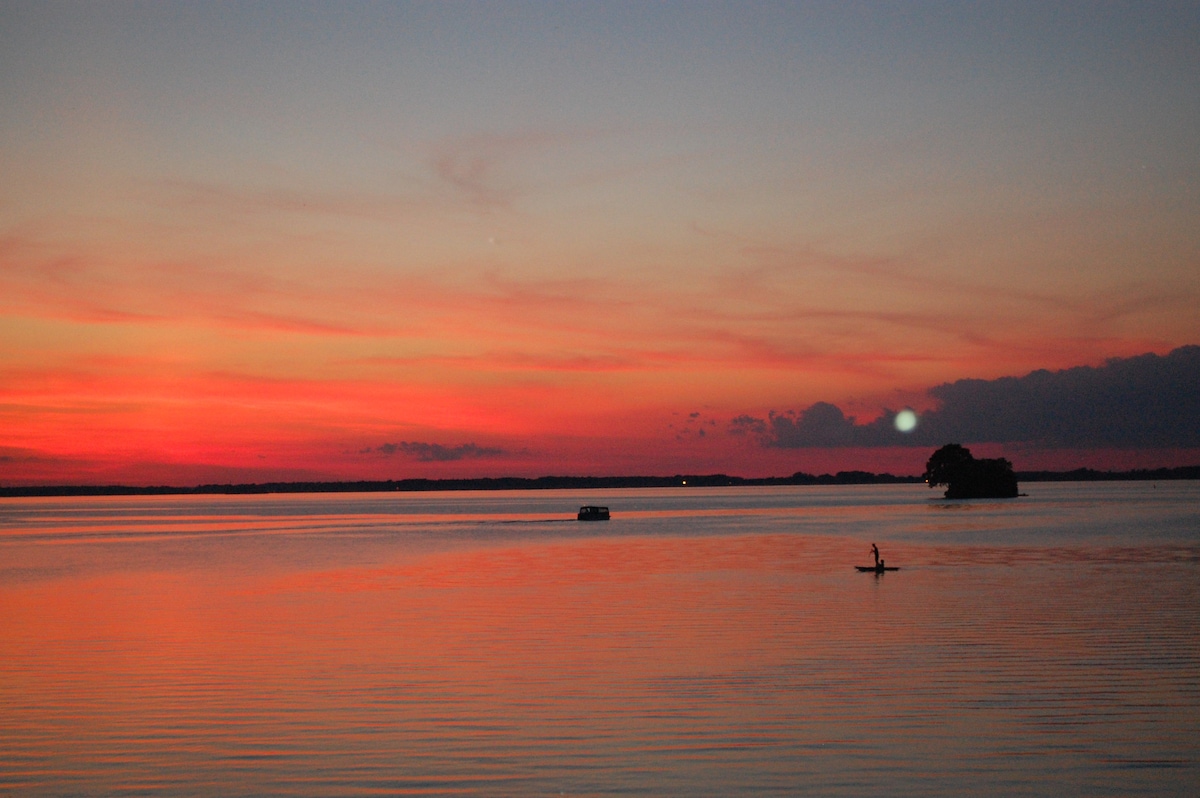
364,441,508,462
155,178,432,222
426,128,629,210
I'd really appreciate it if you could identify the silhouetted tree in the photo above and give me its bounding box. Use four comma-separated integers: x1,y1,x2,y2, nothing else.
924,444,1018,499
923,443,974,487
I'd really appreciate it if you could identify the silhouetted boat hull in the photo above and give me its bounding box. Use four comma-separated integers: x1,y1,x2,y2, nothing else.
577,505,610,521
855,565,899,572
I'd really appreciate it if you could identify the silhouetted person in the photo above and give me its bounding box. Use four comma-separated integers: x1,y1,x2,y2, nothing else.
871,543,880,567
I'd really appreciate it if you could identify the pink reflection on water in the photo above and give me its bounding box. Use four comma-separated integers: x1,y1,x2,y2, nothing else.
1,492,1198,795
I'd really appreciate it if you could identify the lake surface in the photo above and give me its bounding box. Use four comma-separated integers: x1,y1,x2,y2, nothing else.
1,482,1198,796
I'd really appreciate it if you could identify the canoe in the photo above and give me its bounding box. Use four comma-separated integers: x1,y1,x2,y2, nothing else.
855,565,899,572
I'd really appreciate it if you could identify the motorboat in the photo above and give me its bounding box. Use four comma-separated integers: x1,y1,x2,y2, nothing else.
577,505,610,521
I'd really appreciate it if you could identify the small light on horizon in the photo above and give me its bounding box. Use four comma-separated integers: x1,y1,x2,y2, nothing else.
895,409,918,433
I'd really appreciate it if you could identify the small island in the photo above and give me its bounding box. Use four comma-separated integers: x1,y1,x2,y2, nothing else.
923,444,1019,499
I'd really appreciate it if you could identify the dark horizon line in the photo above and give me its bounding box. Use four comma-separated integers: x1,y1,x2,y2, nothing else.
2,466,1199,498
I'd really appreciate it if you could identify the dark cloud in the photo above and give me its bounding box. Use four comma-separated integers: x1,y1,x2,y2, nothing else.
924,346,1200,447
365,441,507,461
673,410,718,442
752,402,900,448
728,415,767,436
740,346,1200,449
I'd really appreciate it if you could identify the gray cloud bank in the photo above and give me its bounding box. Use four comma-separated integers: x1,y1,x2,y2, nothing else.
365,442,507,461
736,346,1200,449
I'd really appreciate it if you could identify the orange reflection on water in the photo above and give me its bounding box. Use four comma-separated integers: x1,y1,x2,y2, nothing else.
2,518,1198,795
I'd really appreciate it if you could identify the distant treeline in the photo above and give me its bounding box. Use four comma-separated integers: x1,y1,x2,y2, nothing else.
1,466,1197,498
1014,466,1200,482
0,471,916,497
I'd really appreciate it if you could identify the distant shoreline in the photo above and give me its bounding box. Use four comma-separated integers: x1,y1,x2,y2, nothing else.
2,466,1198,498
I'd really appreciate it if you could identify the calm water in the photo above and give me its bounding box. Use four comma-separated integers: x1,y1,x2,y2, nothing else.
1,483,1197,796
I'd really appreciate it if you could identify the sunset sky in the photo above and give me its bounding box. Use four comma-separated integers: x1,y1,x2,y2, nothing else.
2,2,1198,485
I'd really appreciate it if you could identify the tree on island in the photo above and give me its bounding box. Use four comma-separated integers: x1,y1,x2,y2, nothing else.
923,444,1019,499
